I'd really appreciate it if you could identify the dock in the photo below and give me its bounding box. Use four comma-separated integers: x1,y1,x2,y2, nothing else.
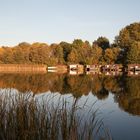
0,64,47,73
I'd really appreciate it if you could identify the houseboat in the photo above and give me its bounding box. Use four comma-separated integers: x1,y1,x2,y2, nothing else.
127,64,140,72
86,65,102,75
101,64,123,72
69,64,84,75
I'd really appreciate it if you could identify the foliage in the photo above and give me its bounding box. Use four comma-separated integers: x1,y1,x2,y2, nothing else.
59,42,72,62
126,41,140,64
115,76,140,115
115,22,140,64
67,48,79,64
93,37,110,50
0,22,140,64
88,44,103,64
116,22,140,49
104,47,120,64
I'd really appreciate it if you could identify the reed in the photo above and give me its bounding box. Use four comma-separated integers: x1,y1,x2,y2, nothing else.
0,91,111,140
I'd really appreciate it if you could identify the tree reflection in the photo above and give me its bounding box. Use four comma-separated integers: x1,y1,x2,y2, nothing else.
114,76,140,116
0,73,140,116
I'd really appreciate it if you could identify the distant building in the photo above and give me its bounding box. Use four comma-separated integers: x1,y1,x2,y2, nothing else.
101,64,123,72
86,65,102,72
127,64,140,71
69,64,84,75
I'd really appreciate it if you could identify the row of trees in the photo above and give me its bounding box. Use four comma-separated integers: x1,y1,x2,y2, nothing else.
0,38,120,65
0,22,140,65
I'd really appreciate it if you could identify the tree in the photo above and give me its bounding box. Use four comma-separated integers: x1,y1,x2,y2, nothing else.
126,42,140,64
13,47,25,63
1,47,14,63
29,43,49,64
59,42,72,62
94,37,110,50
115,22,140,64
69,40,91,64
55,45,65,64
115,22,140,49
67,48,79,64
87,44,103,64
72,39,84,49
104,47,120,64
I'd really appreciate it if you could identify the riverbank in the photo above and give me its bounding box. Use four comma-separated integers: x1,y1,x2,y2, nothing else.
0,64,47,73
0,64,140,75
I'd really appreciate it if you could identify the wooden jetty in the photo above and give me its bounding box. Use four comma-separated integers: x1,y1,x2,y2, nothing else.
47,65,68,74
0,64,47,73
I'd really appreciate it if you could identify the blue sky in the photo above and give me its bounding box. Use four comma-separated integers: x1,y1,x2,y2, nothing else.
0,0,140,46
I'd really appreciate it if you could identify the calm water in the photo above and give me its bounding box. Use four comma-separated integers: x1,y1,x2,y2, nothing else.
0,73,140,140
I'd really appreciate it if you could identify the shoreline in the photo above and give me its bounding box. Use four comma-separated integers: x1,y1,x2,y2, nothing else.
0,64,47,72
0,64,139,75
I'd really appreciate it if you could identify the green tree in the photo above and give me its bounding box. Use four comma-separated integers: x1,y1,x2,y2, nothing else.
72,39,84,49
94,37,110,50
59,42,72,62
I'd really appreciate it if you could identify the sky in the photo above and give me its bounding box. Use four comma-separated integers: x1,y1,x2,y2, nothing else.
0,0,140,46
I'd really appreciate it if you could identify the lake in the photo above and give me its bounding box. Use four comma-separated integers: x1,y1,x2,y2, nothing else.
0,73,140,140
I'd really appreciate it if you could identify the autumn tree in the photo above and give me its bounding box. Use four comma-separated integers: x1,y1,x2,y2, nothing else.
67,48,79,64
1,47,14,63
0,47,5,63
126,42,140,64
115,22,140,49
115,22,140,63
104,47,120,64
87,44,103,64
70,40,91,64
115,76,140,115
54,45,65,64
79,41,91,64
18,42,31,63
29,43,49,64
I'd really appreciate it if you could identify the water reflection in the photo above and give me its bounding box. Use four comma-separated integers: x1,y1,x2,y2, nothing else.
115,76,140,116
0,73,140,116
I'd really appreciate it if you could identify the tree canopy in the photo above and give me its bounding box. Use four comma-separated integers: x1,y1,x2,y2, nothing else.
116,22,140,49
126,42,140,64
115,22,140,64
0,22,140,65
